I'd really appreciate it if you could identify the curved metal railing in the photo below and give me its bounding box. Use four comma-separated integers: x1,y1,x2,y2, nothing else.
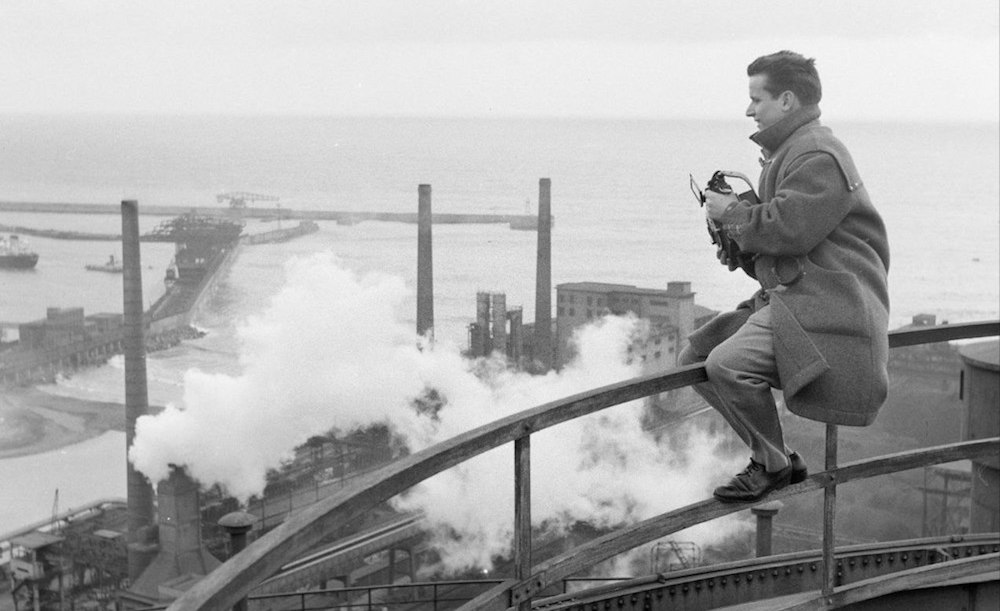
167,320,999,610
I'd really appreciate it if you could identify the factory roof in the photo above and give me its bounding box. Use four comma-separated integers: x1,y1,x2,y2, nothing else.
558,281,640,293
557,281,695,298
11,531,64,550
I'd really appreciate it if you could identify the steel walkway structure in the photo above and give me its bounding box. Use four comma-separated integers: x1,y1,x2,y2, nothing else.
163,321,999,610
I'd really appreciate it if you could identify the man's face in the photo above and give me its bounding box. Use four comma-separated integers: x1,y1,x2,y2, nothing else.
746,74,786,131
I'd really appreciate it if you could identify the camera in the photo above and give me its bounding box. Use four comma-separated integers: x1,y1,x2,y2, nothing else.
689,171,759,277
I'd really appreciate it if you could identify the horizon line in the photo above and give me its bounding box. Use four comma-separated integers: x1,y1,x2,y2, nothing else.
1,110,997,127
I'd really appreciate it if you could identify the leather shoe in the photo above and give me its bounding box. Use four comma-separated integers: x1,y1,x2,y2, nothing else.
714,458,793,503
789,452,808,484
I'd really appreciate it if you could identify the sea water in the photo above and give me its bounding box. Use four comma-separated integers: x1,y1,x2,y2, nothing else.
0,115,997,532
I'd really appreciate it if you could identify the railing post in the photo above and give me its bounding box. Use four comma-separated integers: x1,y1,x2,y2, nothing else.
218,512,255,611
514,435,532,610
751,501,782,557
822,423,838,597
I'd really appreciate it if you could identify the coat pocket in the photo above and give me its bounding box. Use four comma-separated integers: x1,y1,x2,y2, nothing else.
770,295,830,398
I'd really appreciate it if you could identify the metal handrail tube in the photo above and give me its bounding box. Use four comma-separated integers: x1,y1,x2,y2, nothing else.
166,321,999,611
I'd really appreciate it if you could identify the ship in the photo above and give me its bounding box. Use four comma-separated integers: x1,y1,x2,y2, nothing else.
84,253,124,273
0,234,39,269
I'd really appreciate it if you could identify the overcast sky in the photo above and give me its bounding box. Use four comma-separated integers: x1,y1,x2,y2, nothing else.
1,0,997,122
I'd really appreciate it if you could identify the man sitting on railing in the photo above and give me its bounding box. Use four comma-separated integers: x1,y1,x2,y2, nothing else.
679,50,891,503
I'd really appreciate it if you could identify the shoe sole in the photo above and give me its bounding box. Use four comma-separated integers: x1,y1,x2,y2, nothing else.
713,475,794,504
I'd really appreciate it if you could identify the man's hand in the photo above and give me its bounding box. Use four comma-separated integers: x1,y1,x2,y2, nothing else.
704,189,738,220
716,244,739,271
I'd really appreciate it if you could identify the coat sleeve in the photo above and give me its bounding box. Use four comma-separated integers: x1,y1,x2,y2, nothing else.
719,152,854,257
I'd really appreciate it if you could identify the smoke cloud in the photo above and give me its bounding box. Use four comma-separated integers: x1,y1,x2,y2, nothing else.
130,252,745,572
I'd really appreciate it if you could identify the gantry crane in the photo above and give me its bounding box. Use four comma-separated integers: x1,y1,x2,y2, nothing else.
216,191,279,209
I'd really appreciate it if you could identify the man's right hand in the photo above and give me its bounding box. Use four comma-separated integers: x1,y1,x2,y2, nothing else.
717,245,739,271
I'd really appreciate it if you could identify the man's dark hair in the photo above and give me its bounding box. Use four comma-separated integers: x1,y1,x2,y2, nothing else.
747,50,822,106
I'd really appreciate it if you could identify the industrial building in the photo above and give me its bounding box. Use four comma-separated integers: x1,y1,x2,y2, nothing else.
466,280,717,375
554,280,716,370
466,292,526,365
15,308,122,351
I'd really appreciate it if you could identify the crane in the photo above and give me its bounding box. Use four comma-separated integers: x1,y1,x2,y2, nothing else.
216,191,279,209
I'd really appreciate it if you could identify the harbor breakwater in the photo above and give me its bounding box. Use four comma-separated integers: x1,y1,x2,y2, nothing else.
0,200,540,228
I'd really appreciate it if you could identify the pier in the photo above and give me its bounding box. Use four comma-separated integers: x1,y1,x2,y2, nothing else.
0,200,540,228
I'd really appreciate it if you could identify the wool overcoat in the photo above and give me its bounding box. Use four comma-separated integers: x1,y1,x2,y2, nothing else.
689,106,890,426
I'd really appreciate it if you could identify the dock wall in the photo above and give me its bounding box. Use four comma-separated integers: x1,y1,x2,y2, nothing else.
0,329,125,386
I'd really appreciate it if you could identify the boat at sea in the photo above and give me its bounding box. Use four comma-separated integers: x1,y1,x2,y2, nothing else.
84,253,124,273
0,234,39,269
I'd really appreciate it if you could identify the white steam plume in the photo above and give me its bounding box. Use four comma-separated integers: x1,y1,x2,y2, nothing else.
130,252,745,572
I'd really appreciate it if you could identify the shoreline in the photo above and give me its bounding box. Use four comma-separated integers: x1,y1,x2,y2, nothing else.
0,387,130,460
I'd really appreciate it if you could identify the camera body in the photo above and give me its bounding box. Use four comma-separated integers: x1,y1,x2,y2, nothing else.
691,170,759,278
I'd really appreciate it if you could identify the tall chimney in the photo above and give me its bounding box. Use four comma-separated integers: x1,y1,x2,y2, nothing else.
491,292,508,357
121,200,156,580
534,178,553,370
417,184,434,340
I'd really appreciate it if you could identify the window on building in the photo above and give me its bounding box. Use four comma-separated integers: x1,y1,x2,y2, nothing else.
587,296,593,306
654,351,662,359
569,308,575,316
558,307,564,316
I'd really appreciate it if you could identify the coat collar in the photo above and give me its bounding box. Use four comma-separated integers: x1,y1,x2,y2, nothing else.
750,105,822,155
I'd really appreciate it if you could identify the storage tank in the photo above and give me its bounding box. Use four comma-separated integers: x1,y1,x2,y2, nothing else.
960,340,999,532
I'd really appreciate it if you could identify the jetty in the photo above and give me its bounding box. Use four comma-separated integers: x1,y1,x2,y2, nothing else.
0,200,541,229
0,215,318,387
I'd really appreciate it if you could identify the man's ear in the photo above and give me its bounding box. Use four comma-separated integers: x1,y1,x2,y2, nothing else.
781,90,799,111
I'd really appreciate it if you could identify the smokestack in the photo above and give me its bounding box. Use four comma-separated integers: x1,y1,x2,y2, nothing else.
417,184,434,340
124,466,221,606
491,292,508,357
476,291,492,356
155,467,219,570
534,178,553,370
121,200,156,581
508,307,524,365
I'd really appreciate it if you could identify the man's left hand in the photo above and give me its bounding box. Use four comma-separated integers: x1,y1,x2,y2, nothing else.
704,190,739,220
